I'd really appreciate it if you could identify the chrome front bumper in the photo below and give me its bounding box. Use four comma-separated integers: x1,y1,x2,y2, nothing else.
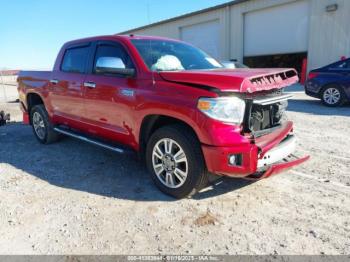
257,135,296,168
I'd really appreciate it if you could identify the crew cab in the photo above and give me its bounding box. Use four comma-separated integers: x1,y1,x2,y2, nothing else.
18,35,309,198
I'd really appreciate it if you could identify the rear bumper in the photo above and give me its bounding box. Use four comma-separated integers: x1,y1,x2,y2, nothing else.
305,88,320,99
201,121,309,179
19,102,30,125
304,80,321,98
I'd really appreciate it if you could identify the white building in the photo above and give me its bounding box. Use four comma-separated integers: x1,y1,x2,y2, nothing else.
119,0,350,74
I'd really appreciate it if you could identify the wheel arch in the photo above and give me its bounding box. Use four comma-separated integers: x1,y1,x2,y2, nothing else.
320,82,346,94
139,114,201,159
26,92,45,124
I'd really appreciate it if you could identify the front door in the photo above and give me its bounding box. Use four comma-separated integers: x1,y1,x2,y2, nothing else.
83,41,137,143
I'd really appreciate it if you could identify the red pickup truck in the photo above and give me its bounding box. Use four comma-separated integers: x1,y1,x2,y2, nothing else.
18,35,309,198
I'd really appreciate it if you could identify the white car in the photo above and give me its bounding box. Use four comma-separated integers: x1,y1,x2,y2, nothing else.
221,60,249,69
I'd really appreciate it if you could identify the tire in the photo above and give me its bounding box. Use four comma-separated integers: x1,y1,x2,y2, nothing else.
321,85,345,107
146,124,208,199
30,104,59,144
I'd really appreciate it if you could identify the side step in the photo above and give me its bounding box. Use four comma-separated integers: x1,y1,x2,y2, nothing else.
54,127,127,154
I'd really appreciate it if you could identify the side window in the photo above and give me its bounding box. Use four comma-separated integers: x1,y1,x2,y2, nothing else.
329,60,350,70
93,44,134,74
61,46,90,73
337,61,348,69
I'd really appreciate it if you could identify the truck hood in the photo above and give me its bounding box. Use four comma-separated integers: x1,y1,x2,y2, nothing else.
159,68,299,93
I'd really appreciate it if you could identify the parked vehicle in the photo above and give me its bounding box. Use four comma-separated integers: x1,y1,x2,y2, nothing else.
221,60,249,69
305,58,350,106
17,35,309,198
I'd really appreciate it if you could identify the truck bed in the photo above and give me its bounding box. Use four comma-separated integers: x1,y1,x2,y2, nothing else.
18,71,51,95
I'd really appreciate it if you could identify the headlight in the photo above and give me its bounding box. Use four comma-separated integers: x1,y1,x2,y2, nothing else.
197,97,246,124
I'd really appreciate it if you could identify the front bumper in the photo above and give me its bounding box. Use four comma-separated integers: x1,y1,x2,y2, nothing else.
201,121,309,179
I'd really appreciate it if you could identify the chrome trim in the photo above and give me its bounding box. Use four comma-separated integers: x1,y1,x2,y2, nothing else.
50,79,59,84
152,138,188,189
53,127,124,153
84,82,96,89
253,94,293,105
96,57,126,69
257,135,296,168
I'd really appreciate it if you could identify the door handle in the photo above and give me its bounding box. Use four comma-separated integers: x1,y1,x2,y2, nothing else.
50,79,59,84
84,81,96,89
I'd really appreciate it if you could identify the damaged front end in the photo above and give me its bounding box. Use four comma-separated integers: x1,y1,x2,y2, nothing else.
240,89,310,180
242,88,292,137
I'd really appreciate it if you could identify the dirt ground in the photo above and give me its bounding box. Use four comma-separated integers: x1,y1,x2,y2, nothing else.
0,87,349,255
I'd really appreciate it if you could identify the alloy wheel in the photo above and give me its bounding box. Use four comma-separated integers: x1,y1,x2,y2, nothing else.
323,87,341,105
152,138,188,188
32,111,46,140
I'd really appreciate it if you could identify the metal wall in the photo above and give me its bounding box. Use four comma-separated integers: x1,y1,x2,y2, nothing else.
307,0,350,70
122,0,350,71
0,74,18,102
125,8,228,60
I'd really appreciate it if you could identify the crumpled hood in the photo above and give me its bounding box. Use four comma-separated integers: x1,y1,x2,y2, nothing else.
159,68,299,93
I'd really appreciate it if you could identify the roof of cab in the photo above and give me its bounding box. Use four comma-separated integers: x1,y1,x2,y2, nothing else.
63,34,182,46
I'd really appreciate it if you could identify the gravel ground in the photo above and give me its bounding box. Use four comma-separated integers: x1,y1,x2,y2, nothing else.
0,88,349,255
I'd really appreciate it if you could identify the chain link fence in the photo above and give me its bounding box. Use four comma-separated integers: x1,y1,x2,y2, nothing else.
0,71,19,102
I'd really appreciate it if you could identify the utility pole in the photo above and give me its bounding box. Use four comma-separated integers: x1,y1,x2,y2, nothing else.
0,68,7,102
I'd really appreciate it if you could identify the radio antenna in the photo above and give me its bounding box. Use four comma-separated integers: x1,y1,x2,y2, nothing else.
0,68,7,102
147,1,156,86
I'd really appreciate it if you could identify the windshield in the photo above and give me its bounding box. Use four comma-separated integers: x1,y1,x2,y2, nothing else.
131,39,223,71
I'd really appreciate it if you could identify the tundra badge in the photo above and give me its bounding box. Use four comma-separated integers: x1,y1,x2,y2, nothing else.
120,89,135,97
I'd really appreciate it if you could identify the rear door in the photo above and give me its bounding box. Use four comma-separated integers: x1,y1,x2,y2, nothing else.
49,43,92,122
82,40,137,142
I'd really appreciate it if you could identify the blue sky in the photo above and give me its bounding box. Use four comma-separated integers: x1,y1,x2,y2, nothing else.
0,0,231,70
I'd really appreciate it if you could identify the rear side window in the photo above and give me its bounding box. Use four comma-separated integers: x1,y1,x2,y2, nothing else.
61,46,90,73
329,59,350,70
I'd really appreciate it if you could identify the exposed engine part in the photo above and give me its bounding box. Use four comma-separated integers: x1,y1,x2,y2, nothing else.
272,100,288,124
0,111,10,126
248,101,288,133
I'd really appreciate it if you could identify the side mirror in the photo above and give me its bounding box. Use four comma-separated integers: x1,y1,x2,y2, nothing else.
95,57,135,77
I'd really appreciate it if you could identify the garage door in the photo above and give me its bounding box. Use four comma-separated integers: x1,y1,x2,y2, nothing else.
180,20,220,59
244,1,310,56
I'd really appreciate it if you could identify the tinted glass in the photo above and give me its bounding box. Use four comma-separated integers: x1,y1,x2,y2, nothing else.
61,46,90,73
328,59,350,69
93,44,134,73
131,39,223,71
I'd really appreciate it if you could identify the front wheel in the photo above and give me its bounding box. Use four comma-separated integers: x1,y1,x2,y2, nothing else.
146,125,208,199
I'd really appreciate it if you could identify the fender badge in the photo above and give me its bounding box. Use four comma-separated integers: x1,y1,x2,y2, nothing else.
120,89,135,97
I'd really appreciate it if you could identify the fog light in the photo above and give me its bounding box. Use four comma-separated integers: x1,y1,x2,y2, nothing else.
229,155,236,165
228,154,242,166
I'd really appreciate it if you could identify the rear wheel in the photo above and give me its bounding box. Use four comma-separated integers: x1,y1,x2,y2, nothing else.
30,105,59,144
321,85,344,107
146,124,208,199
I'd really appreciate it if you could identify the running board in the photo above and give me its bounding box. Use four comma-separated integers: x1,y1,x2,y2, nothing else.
54,127,125,154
